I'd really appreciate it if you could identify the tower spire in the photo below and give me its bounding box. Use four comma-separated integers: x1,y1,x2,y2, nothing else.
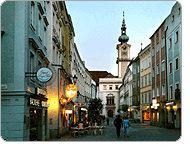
118,11,129,44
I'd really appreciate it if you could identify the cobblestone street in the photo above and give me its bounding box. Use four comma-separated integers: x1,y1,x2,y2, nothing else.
49,119,181,141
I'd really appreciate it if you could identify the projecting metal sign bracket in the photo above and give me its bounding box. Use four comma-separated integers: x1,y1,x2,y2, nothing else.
25,72,37,77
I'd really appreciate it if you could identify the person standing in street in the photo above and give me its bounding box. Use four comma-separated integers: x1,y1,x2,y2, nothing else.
123,116,130,137
107,117,109,125
114,115,123,138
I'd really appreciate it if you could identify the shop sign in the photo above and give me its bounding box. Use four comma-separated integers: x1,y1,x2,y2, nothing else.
66,110,72,114
41,101,49,108
37,67,52,82
29,98,49,108
29,98,40,107
36,87,47,96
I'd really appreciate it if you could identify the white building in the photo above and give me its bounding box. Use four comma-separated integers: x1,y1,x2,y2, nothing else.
99,78,122,117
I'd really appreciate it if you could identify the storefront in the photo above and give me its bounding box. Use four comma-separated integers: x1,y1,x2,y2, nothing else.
141,105,150,123
28,88,49,141
150,99,160,126
165,101,181,129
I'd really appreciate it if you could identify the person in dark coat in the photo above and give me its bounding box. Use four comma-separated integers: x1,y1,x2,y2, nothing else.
114,115,123,138
107,117,109,125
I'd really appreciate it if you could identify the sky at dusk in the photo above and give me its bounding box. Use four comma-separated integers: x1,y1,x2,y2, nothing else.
66,1,176,76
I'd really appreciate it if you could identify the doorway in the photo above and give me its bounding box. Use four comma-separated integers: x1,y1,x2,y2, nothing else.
108,109,113,117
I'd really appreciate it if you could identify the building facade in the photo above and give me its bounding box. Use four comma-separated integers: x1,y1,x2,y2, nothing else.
139,44,151,123
165,2,181,129
1,1,50,141
130,56,140,120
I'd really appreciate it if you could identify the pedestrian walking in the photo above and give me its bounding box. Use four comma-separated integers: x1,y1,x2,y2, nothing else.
123,116,130,137
103,115,105,124
107,117,109,125
114,115,123,138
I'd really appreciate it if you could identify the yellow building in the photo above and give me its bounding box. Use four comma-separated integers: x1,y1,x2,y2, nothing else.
139,44,151,123
60,2,75,76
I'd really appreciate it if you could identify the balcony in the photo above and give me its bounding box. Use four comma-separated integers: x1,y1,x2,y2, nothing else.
105,104,116,108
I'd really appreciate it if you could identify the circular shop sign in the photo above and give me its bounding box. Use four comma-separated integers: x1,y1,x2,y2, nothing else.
37,68,53,82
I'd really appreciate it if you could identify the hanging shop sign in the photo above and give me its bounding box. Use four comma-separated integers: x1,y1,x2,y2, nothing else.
37,67,53,82
65,84,77,99
36,87,47,96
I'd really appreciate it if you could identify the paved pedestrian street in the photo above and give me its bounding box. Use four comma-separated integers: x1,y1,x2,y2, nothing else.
49,120,181,141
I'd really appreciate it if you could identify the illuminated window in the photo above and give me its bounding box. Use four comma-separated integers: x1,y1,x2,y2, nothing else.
103,85,107,90
157,112,159,122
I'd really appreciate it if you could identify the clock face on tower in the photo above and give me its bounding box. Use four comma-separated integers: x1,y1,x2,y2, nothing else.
122,45,127,50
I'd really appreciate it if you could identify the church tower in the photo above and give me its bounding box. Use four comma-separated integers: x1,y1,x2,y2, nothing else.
116,11,131,78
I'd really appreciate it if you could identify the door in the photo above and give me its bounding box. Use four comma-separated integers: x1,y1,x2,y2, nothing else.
108,110,113,117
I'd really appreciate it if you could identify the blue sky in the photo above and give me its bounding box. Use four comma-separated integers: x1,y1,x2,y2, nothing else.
66,1,176,76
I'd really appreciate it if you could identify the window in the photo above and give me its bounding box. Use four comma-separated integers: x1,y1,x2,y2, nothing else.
141,94,144,104
44,27,47,47
109,85,112,90
169,38,172,49
152,68,155,77
53,46,56,63
170,86,173,99
152,89,155,98
149,92,151,103
31,1,35,27
157,112,159,122
157,64,160,75
145,59,147,69
148,56,151,68
152,47,155,56
148,74,151,85
56,51,59,64
176,58,179,70
169,62,172,73
178,7,181,15
38,13,42,38
138,66,140,73
162,38,165,47
162,60,165,72
145,93,147,103
141,77,144,88
138,80,139,87
176,31,179,43
133,81,136,88
162,85,165,95
30,51,35,80
145,75,147,86
156,43,159,52
115,85,119,90
172,15,174,22
141,61,144,71
30,52,35,72
157,87,160,96
133,68,136,74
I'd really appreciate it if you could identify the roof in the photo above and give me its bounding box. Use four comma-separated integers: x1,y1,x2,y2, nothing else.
89,71,116,84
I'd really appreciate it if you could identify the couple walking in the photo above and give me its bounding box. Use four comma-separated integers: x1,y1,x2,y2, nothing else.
114,115,130,138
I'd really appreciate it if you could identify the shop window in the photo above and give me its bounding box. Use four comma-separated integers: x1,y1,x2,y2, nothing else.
157,112,159,122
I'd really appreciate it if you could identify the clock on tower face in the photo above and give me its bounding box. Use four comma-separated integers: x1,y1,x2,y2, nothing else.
122,45,127,50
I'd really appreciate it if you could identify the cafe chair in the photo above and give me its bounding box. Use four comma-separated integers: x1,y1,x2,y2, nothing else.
70,127,78,137
99,126,105,135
